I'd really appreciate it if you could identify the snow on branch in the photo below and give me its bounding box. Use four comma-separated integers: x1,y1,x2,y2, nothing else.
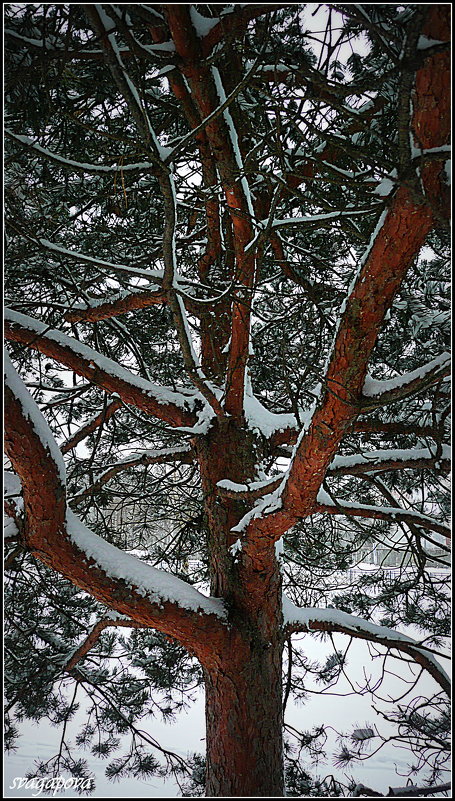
160,172,225,418
84,6,171,165
218,444,450,535
362,353,451,408
282,597,451,696
315,488,450,539
5,309,198,427
199,4,293,58
241,174,441,543
4,350,66,486
4,27,133,60
5,360,228,659
66,509,226,620
352,781,451,797
37,236,164,282
5,130,157,175
327,446,451,476
272,208,376,228
164,50,266,166
211,65,255,222
70,444,195,507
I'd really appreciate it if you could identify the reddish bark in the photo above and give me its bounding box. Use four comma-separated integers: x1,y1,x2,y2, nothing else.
4,6,450,799
4,383,227,666
204,633,284,797
243,4,450,544
65,289,167,323
4,317,195,428
243,185,434,548
165,5,257,418
164,64,230,381
412,7,451,221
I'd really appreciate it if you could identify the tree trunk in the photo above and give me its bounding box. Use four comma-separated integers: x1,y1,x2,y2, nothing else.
204,630,284,797
194,417,285,795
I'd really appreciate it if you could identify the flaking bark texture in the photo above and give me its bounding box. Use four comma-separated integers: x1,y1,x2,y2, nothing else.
204,632,284,797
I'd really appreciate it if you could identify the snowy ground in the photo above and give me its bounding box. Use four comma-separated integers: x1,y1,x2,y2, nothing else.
4,626,450,798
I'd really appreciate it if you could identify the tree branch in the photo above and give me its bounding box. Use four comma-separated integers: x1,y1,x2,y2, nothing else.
282,598,451,696
64,288,167,323
327,447,451,478
61,398,122,453
70,445,195,507
361,354,450,410
4,356,228,666
353,781,451,797
5,309,197,427
63,617,146,672
241,4,449,544
314,489,450,540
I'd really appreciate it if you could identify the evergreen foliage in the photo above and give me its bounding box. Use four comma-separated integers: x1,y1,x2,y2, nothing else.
4,3,450,797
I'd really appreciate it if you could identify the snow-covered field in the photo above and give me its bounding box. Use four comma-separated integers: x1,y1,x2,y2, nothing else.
4,622,450,798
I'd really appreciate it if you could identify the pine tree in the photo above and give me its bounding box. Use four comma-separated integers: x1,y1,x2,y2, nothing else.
4,4,450,797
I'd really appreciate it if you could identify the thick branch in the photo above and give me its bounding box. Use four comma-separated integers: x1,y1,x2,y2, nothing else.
65,288,167,323
4,358,228,667
217,447,450,505
283,599,451,697
242,6,449,547
277,188,434,521
5,309,197,427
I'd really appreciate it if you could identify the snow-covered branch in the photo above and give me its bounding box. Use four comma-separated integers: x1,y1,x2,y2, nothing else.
160,172,225,417
352,781,451,797
282,598,451,696
241,179,444,543
5,309,198,427
328,446,451,477
199,4,294,58
217,445,450,511
362,354,451,409
315,488,450,539
4,359,228,662
84,5,171,167
37,236,165,282
5,129,157,176
272,208,377,229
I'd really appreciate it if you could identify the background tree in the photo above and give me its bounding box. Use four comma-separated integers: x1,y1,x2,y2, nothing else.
4,3,451,797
